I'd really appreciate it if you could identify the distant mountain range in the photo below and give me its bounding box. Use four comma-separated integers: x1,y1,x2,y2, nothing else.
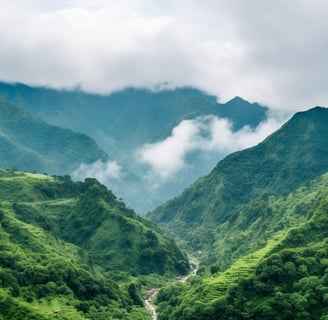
0,82,269,212
0,82,267,156
0,96,108,174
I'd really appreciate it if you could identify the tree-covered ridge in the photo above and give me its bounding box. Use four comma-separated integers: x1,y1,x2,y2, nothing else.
0,199,137,319
0,170,189,319
155,172,328,319
149,107,328,267
0,96,109,175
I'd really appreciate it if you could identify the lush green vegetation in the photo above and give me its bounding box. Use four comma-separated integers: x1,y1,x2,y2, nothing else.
155,172,328,319
0,96,108,175
0,170,189,319
149,107,328,269
2,82,328,320
149,106,328,319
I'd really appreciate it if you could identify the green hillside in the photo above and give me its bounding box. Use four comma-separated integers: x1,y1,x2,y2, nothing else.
155,172,328,319
0,96,108,174
0,169,189,319
149,107,328,268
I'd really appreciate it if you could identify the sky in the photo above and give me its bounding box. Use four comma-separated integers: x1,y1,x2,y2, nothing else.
0,0,328,110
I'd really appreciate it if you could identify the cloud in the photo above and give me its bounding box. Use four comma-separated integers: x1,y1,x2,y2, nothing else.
72,160,124,184
0,1,193,92
137,120,199,178
137,113,285,179
0,0,328,109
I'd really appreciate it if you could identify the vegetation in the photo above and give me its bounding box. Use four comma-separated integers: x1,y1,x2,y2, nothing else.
155,172,328,319
0,170,189,319
1,83,328,320
149,107,328,269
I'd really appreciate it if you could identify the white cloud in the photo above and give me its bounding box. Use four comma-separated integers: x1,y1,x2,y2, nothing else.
72,160,124,184
137,120,199,178
138,113,285,179
0,0,328,109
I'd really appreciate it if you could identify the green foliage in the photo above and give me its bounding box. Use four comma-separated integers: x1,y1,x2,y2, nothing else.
149,107,328,270
155,172,328,319
0,169,189,319
52,177,189,276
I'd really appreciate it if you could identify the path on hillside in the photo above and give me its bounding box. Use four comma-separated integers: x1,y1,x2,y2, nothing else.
143,259,199,320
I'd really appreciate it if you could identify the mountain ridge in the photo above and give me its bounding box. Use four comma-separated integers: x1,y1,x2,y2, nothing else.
0,96,109,174
156,171,328,319
0,82,268,157
149,106,328,267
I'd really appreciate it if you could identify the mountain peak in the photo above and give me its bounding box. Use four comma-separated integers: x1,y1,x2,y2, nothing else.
293,105,327,118
225,96,250,105
280,106,328,134
217,96,268,130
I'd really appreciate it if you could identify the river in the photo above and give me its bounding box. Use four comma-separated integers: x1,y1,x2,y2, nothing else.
143,259,199,320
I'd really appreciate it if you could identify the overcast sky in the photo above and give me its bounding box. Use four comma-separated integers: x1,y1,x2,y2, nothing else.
0,0,327,110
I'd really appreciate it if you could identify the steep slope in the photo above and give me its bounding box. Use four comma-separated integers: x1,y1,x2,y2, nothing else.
149,107,328,267
0,169,189,319
0,170,189,276
156,172,328,319
0,96,108,174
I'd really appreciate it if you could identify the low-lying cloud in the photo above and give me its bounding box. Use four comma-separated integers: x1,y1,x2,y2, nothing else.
138,113,285,179
72,160,124,184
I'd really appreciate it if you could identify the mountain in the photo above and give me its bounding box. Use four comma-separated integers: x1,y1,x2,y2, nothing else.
148,107,328,268
0,94,160,214
0,95,108,174
0,82,269,212
0,83,268,158
0,169,189,319
156,171,328,319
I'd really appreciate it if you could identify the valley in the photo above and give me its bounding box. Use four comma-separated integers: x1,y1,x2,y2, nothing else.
150,107,328,319
0,81,327,319
0,82,269,213
0,0,326,318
